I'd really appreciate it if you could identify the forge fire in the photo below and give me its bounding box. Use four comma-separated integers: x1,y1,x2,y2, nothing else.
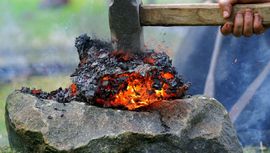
21,34,189,110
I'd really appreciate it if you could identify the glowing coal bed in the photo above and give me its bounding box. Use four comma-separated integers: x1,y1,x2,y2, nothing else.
21,34,189,110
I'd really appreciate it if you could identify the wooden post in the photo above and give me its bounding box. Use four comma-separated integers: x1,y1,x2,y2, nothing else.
109,0,144,53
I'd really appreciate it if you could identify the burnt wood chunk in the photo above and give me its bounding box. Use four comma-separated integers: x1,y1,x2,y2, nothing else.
109,0,144,53
20,35,189,110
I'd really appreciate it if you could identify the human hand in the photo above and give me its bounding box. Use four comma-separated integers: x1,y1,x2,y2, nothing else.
219,0,270,37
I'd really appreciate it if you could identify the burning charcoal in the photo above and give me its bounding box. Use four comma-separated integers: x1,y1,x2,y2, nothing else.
170,79,179,87
119,62,128,71
98,53,109,59
39,92,49,99
117,76,128,83
86,90,95,97
102,80,109,86
21,35,189,110
75,34,92,60
21,87,31,94
91,62,99,67
31,89,42,95
152,79,162,90
147,90,155,95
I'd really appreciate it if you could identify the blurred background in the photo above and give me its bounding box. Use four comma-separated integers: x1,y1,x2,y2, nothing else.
0,0,269,152
0,0,200,147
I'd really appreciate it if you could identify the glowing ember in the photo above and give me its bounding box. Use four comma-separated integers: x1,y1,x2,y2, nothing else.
31,89,42,95
161,72,174,80
143,57,156,65
21,35,190,110
96,70,187,110
69,83,77,96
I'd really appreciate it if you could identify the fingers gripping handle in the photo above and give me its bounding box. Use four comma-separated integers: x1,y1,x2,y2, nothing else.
109,2,270,52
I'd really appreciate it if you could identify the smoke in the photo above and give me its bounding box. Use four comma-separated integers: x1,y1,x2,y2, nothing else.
215,34,270,146
174,26,270,146
235,71,270,145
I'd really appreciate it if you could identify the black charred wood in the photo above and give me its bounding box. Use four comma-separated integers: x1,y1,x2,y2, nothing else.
21,34,189,109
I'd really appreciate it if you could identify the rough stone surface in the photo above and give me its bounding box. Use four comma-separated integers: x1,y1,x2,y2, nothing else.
6,91,243,153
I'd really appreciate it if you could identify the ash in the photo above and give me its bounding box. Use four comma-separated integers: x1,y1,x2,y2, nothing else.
21,34,189,109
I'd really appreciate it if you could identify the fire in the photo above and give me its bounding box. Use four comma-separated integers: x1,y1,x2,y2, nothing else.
143,57,156,65
69,83,77,96
96,71,187,110
111,50,133,62
161,72,174,80
31,89,42,95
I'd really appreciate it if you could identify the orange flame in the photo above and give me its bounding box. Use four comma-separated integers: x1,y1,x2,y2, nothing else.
97,71,186,110
70,83,77,96
161,72,174,80
31,89,41,95
143,57,156,65
111,50,133,62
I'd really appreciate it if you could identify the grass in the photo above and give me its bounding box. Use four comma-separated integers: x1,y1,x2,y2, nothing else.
0,76,71,146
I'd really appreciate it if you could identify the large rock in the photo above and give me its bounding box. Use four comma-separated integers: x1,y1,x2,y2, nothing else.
6,91,243,153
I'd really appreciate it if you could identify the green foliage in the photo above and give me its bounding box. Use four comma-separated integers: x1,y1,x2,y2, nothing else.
0,0,202,39
0,0,109,39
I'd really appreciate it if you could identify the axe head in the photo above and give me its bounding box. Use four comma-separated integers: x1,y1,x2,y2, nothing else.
109,0,144,53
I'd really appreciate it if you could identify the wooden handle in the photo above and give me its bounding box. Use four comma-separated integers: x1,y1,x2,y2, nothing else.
140,3,270,26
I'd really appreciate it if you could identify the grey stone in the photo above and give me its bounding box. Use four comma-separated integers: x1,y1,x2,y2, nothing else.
5,91,243,153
